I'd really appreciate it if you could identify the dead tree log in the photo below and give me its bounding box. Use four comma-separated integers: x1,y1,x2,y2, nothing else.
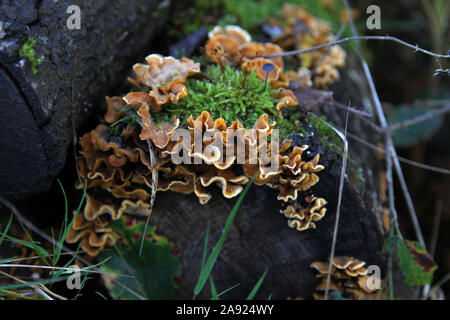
150,67,388,299
0,0,389,298
0,0,169,199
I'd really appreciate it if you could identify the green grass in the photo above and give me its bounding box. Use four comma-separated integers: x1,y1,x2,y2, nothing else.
192,177,270,300
193,177,255,298
0,180,90,299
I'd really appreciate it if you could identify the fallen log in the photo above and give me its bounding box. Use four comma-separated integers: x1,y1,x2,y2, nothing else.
149,69,388,299
0,0,169,199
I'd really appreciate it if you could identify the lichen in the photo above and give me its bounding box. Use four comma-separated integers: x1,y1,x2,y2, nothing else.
19,37,41,75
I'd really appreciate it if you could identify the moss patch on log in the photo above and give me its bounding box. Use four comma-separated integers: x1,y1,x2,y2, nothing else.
19,37,41,74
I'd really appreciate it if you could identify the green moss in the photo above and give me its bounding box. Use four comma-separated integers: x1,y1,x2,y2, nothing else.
306,115,342,155
353,166,365,184
110,105,142,135
19,37,41,75
171,0,350,40
306,115,366,183
112,65,305,141
151,64,296,139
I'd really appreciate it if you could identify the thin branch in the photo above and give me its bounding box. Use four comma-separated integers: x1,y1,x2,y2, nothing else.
325,100,373,118
429,198,443,259
0,270,54,300
139,140,158,256
334,22,348,40
262,36,450,60
71,55,83,185
0,264,134,278
346,132,450,175
386,138,402,237
343,0,426,249
427,272,450,300
2,252,79,264
390,143,426,246
319,110,349,300
387,104,450,132
37,285,68,300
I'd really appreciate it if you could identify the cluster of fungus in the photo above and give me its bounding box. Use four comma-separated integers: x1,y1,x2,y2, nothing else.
67,24,330,256
310,256,384,300
267,4,346,88
282,196,327,231
205,25,289,89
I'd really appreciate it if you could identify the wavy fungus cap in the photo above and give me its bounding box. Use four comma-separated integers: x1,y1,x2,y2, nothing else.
271,4,346,89
237,42,284,69
208,25,251,44
105,96,127,124
136,100,180,148
275,89,299,113
133,54,200,88
243,140,324,202
282,196,327,231
206,25,251,63
129,55,200,111
66,191,152,257
310,256,384,300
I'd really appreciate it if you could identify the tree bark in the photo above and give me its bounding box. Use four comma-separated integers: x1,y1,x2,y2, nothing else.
0,0,169,199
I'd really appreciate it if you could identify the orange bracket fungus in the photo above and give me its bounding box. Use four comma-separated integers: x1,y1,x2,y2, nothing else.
266,4,346,88
282,196,327,231
310,256,384,300
67,23,335,255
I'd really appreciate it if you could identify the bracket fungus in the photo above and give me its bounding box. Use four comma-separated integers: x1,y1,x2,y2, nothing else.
66,211,115,257
282,196,327,231
310,256,384,300
129,54,200,111
68,24,332,254
266,4,346,88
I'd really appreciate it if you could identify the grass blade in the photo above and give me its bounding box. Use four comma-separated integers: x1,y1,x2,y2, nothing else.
246,269,268,300
209,277,219,300
193,178,254,296
0,275,70,291
0,213,13,246
217,283,240,298
95,291,108,300
10,225,50,266
54,180,87,265
201,221,211,270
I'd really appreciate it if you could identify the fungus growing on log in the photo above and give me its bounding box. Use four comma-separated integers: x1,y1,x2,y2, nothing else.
282,196,327,231
266,4,346,88
129,54,201,110
68,25,329,256
311,256,384,300
66,199,115,257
